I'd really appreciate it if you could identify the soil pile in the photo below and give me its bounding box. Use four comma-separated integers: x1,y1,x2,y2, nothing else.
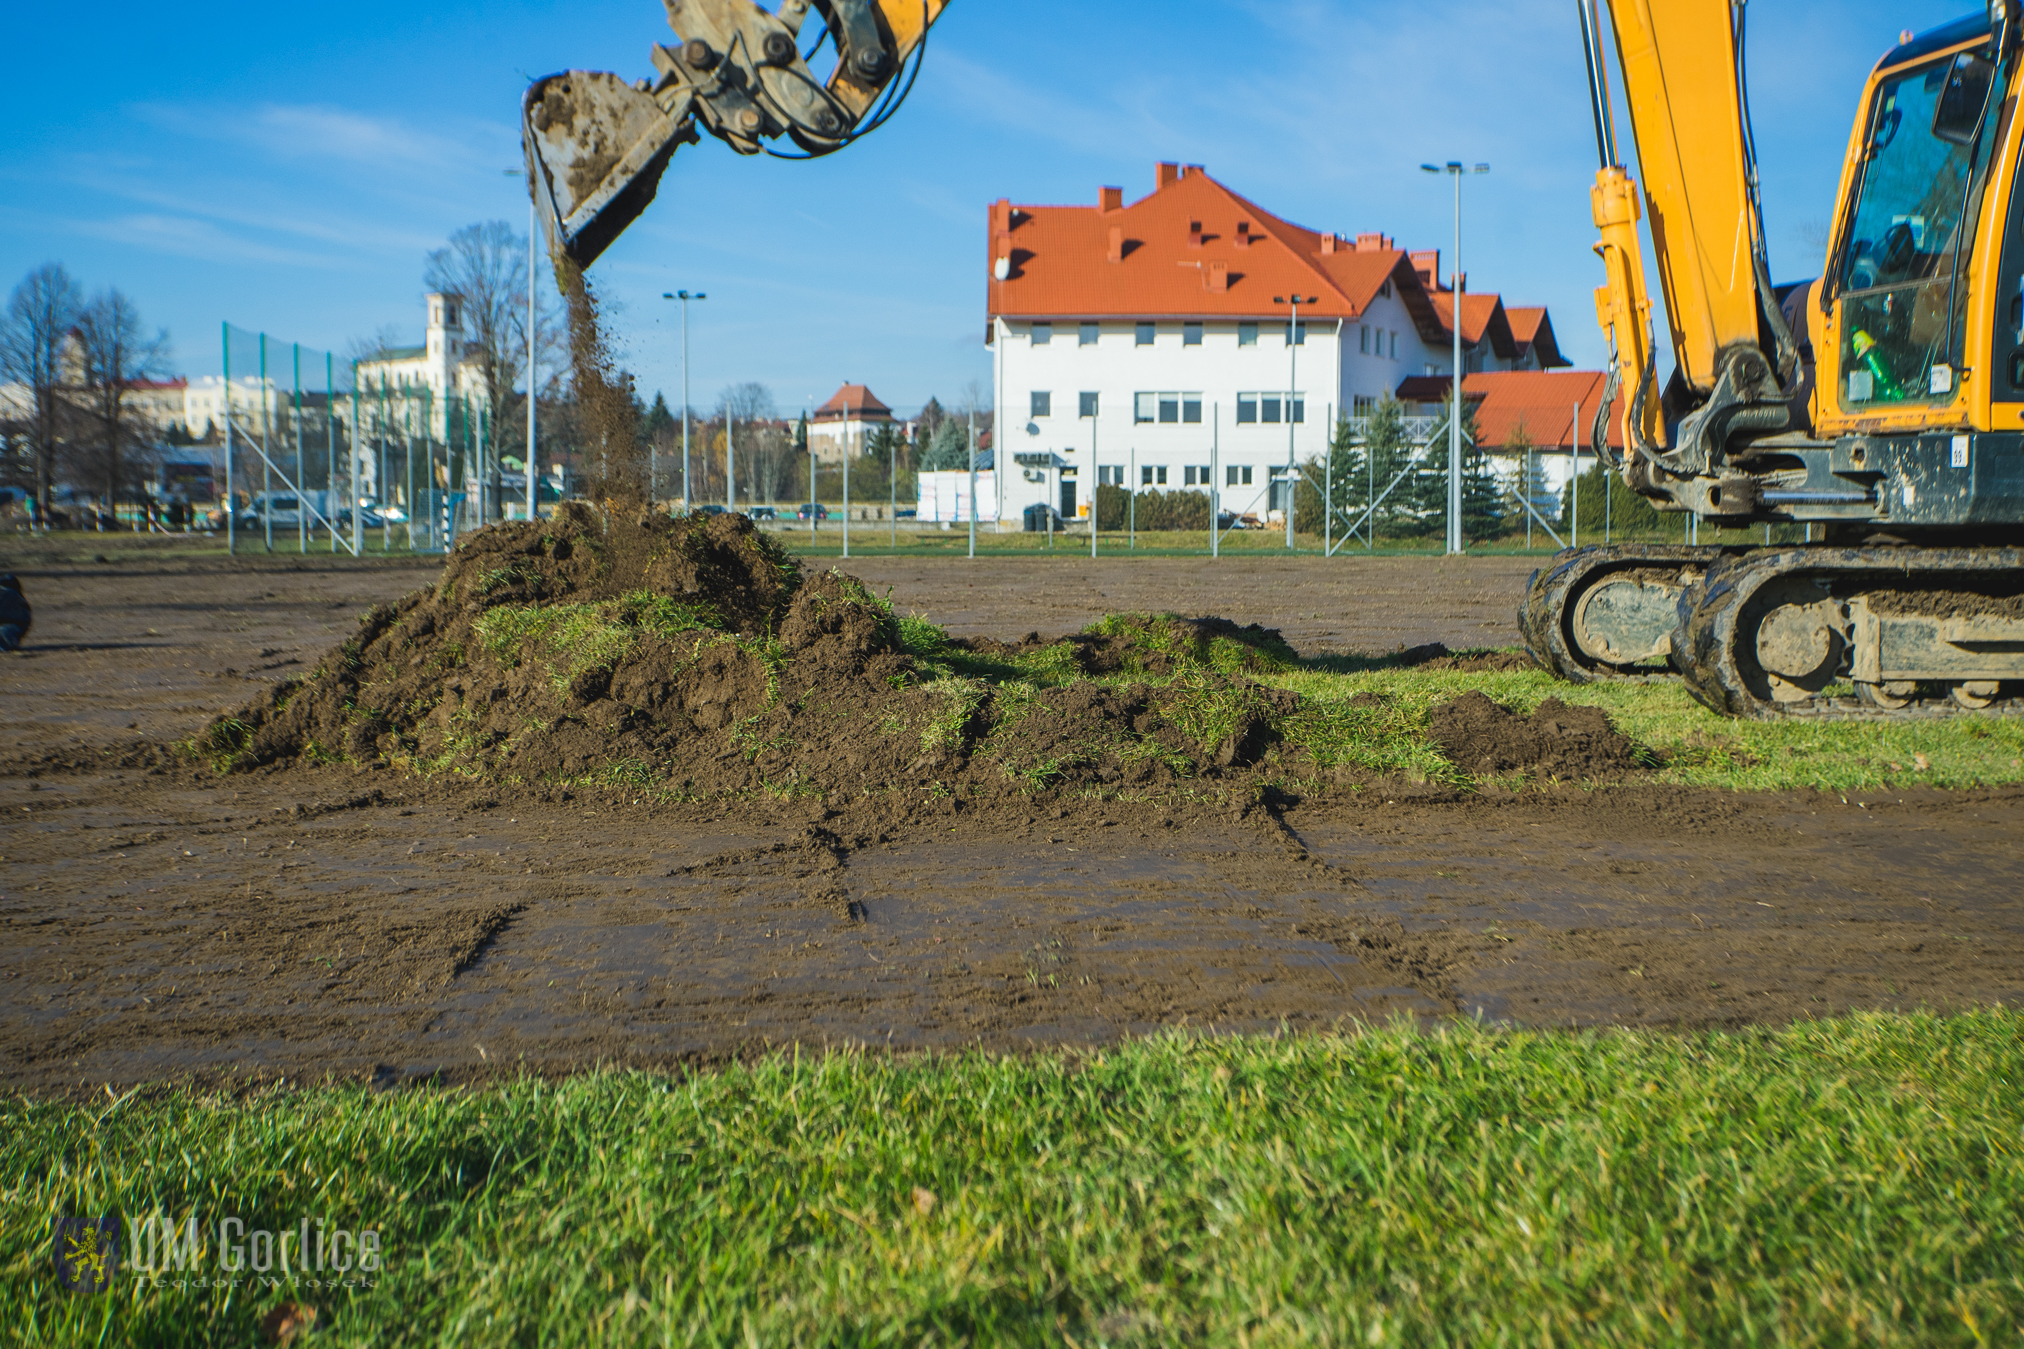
1429,691,1645,779
197,510,1300,801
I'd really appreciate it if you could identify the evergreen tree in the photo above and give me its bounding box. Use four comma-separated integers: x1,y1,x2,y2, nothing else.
1409,387,1486,540
918,417,969,471
1361,394,1416,538
1294,413,1365,539
642,391,677,444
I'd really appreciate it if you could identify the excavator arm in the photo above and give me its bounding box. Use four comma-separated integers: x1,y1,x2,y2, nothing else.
1584,0,1797,486
524,0,951,269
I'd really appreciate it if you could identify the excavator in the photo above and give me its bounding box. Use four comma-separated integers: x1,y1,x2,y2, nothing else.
1521,1,2024,716
521,0,951,270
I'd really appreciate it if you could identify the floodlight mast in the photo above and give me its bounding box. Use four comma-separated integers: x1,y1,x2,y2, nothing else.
1420,160,1489,553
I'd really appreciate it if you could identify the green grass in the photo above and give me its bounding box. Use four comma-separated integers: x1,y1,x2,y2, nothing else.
6,1012,2021,1345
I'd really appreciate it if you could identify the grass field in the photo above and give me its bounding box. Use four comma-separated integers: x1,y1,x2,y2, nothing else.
6,1013,2021,1345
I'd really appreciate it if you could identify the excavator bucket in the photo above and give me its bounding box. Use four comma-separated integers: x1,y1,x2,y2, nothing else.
523,73,694,271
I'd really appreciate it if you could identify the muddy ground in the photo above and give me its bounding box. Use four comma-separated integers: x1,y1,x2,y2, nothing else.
3,543,2021,1095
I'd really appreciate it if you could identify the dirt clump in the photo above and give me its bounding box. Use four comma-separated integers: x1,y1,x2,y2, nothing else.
1392,641,1537,673
1429,690,1645,779
556,257,647,505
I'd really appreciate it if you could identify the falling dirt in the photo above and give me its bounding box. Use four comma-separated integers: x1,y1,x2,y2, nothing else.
1428,690,1646,779
555,256,647,505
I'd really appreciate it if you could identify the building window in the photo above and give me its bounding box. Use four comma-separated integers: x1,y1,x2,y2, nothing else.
1079,321,1098,346
1226,464,1253,486
1359,325,1369,354
1140,465,1168,486
1183,321,1202,346
1390,331,1398,359
1238,322,1258,347
1030,390,1051,418
1032,322,1052,345
1098,465,1124,485
1137,391,1203,424
1156,465,1168,484
1182,394,1201,423
1240,392,1304,424
1261,395,1281,423
1079,391,1099,418
1379,279,1392,298
1237,393,1258,423
1285,321,1306,346
1135,321,1155,346
1184,465,1198,486
1352,395,1375,416
1134,392,1156,423
1158,393,1179,423
1290,396,1305,423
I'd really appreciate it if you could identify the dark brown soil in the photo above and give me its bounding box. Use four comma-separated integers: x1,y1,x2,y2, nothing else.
3,539,2019,1098
1393,640,1539,673
1429,690,1646,779
955,614,1296,677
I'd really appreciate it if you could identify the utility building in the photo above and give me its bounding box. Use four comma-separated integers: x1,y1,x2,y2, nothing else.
986,162,1566,526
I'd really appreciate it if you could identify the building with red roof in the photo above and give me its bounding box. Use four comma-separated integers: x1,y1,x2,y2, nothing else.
809,382,894,463
986,162,1567,524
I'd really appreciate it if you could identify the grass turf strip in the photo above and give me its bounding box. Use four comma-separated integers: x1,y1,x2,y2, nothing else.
7,1011,2022,1345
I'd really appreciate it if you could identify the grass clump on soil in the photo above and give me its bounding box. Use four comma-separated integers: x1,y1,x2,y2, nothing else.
7,1011,2022,1345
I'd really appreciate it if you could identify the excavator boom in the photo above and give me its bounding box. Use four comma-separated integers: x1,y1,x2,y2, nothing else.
523,0,951,269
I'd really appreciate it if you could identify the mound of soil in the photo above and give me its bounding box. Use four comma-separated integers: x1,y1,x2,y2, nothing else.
1429,691,1644,779
1392,641,1537,674
955,614,1296,677
199,510,1298,802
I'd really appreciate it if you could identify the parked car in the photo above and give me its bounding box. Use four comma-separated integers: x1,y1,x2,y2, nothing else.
796,503,829,521
693,504,728,517
1217,510,1264,531
747,505,777,521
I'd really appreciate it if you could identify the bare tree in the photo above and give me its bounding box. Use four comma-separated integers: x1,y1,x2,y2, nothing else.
0,263,83,513
74,288,170,522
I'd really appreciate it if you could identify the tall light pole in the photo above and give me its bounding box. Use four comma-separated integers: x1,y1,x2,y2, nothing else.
505,168,540,523
1421,160,1489,555
662,291,706,512
1272,293,1316,548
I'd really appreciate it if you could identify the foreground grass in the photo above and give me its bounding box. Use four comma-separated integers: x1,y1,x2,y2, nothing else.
5,1013,2020,1345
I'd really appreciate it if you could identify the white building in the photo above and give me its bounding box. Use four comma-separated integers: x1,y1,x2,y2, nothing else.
986,163,1566,526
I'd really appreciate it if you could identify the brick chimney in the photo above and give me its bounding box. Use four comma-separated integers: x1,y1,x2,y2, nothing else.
989,198,1010,232
1320,232,1337,255
1235,220,1252,250
1188,219,1203,248
1207,260,1228,293
1156,162,1180,189
1099,185,1122,213
1107,225,1123,263
1356,232,1393,252
1411,249,1441,288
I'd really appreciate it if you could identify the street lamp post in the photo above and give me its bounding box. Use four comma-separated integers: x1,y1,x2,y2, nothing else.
1272,293,1316,548
662,291,706,513
1420,160,1489,555
505,168,540,523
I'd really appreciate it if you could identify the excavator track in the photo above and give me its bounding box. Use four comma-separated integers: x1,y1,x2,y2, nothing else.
1519,544,1719,683
1673,546,2024,718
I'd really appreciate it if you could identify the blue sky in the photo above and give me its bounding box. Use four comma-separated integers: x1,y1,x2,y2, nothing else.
0,0,1977,416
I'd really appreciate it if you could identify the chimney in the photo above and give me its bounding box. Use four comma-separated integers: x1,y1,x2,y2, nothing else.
1207,260,1228,293
1321,232,1337,255
1107,225,1123,263
1235,220,1252,249
1356,232,1392,252
1456,271,1467,292
1188,219,1203,248
989,198,1010,232
1099,185,1122,213
1411,249,1440,287
1157,161,1180,189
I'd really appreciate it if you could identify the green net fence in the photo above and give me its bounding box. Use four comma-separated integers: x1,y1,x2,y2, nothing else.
220,323,517,555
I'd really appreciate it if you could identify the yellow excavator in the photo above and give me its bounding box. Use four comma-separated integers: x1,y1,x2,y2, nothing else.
522,0,950,269
1521,1,2024,716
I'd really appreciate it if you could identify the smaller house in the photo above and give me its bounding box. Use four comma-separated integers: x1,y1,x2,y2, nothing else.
808,383,894,463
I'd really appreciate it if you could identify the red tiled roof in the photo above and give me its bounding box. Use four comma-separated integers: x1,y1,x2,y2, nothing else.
986,164,1448,343
1462,371,1621,450
1504,307,1570,369
1431,292,1519,362
812,383,893,423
